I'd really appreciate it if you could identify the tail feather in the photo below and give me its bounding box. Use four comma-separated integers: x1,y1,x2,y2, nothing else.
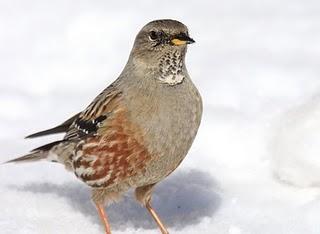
4,140,65,164
4,151,47,164
31,140,65,151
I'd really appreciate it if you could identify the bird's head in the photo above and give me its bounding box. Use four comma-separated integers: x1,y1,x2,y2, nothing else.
130,19,195,66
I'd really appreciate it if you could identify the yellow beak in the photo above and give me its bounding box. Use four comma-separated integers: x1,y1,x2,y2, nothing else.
171,38,188,46
171,34,195,46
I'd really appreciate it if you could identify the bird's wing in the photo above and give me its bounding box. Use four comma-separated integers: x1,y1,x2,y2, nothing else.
22,84,122,161
64,85,152,188
25,82,121,140
63,84,123,141
25,112,81,139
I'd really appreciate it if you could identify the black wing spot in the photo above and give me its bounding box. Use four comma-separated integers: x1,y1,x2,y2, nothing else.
74,115,107,136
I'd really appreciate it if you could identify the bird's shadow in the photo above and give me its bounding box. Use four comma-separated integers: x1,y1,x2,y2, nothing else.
9,169,221,231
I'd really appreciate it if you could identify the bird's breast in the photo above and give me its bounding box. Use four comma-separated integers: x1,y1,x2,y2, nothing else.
124,77,202,182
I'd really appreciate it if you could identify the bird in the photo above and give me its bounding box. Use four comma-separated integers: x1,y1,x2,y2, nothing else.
5,19,202,234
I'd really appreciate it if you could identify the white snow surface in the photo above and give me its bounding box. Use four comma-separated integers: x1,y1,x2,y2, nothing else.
1,0,320,233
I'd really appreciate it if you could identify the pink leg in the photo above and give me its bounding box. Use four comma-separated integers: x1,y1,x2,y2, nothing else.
146,201,169,234
135,184,169,234
95,203,112,234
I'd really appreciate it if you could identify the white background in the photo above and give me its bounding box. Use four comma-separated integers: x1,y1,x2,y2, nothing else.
1,0,320,233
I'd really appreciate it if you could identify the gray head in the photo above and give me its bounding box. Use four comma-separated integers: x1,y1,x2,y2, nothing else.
130,19,194,64
129,19,195,85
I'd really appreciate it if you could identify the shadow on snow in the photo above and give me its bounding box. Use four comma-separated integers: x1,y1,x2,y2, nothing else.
11,169,221,231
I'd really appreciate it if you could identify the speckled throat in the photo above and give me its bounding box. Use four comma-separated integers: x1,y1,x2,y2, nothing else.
157,50,185,85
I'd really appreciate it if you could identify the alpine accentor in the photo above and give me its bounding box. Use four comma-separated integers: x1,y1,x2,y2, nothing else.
6,19,202,234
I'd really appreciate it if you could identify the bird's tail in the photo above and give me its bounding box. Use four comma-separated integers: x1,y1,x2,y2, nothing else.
3,140,64,164
5,151,47,163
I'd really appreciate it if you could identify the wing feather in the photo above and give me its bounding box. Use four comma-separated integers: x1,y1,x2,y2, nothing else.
64,85,122,141
25,112,81,139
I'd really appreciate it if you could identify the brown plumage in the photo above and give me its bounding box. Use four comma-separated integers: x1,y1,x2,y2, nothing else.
5,19,202,234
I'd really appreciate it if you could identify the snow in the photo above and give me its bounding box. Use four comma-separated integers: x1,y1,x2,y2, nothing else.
271,95,320,187
1,0,320,233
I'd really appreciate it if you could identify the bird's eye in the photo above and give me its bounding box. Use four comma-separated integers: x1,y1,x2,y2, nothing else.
148,31,158,41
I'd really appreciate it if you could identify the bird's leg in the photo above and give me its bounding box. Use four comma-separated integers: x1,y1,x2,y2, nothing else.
145,200,169,234
135,184,169,234
95,203,112,234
